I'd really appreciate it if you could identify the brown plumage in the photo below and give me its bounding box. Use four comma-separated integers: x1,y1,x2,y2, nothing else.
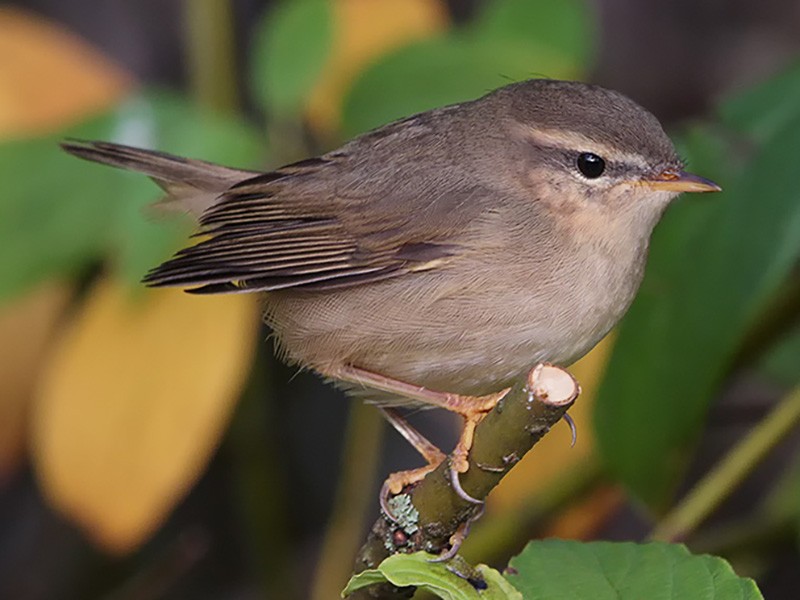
62,79,719,403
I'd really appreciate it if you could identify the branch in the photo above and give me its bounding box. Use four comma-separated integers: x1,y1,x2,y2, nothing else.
650,384,800,543
347,364,580,599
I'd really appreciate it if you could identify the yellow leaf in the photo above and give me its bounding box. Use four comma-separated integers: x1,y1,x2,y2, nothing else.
0,6,131,136
32,278,259,553
0,8,128,485
306,0,448,135
488,334,616,510
0,283,71,484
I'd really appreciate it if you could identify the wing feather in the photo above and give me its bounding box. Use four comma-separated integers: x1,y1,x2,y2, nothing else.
144,148,476,293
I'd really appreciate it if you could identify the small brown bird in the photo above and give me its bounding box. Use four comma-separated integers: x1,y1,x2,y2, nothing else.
62,79,719,503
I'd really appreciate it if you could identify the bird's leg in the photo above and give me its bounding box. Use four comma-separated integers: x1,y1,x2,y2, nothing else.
330,365,510,502
377,408,446,517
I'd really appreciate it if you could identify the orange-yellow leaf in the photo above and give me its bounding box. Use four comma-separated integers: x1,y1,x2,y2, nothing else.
0,283,71,484
306,0,448,135
488,334,616,511
32,278,259,553
0,6,131,136
541,485,624,540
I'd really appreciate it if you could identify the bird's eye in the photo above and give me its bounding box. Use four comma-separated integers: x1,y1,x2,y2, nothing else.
576,152,606,179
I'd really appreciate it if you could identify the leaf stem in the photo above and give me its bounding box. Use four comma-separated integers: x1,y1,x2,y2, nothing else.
185,0,240,114
650,384,800,542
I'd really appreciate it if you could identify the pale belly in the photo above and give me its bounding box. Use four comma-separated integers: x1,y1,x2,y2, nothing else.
264,247,646,397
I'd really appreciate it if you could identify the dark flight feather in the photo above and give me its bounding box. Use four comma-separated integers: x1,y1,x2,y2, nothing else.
138,155,465,293
62,111,491,294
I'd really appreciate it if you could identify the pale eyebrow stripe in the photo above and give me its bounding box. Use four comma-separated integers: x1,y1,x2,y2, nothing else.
517,125,649,169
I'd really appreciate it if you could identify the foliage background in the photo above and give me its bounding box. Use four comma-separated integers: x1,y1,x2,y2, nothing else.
0,0,798,598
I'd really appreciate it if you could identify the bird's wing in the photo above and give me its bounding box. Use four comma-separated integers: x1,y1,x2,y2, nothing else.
143,152,486,294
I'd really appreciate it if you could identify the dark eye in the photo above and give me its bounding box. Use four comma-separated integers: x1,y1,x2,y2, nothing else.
577,152,606,178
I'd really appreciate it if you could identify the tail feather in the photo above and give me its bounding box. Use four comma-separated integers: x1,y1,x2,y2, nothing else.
61,140,258,218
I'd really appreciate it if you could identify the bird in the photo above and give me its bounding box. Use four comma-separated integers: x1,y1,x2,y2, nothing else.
62,78,720,507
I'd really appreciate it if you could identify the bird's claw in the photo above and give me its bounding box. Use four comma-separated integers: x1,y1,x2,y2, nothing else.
562,412,577,447
428,503,486,563
379,479,398,523
380,464,439,523
449,457,484,505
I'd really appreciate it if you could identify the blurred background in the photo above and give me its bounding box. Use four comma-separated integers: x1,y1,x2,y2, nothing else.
1,0,799,598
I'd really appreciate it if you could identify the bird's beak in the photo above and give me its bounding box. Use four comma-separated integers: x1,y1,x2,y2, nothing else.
641,169,722,193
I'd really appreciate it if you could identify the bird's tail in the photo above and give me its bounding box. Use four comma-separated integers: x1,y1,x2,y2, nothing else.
61,140,257,218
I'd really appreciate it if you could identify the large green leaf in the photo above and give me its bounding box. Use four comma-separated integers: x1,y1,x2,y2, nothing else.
0,130,121,300
0,91,265,304
342,36,575,137
250,0,333,118
594,101,800,505
720,60,800,141
505,540,762,599
342,0,593,137
474,0,595,68
758,321,800,387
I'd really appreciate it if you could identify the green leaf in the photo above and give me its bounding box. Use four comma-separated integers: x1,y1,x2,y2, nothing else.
594,111,800,505
342,36,577,137
342,552,521,600
251,0,333,118
720,60,800,141
0,133,116,300
474,0,595,68
505,540,762,599
0,90,265,304
341,0,595,136
758,321,800,387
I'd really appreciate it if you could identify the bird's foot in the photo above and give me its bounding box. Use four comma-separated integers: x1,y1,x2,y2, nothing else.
378,407,446,521
330,367,509,516
429,503,486,563
380,462,441,521
448,387,510,473
447,387,510,503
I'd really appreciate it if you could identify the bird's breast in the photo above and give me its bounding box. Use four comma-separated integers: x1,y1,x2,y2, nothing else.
264,220,650,396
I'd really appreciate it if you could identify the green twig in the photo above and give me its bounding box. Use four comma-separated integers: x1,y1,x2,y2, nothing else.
691,511,796,559
185,0,240,114
650,385,800,542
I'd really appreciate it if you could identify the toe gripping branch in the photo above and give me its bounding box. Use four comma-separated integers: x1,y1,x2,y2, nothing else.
350,363,581,599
